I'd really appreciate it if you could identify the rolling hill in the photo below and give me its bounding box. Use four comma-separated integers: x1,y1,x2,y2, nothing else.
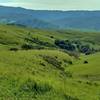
0,25,100,100
0,24,100,50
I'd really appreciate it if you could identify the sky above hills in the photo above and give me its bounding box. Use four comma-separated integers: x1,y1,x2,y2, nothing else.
0,0,100,10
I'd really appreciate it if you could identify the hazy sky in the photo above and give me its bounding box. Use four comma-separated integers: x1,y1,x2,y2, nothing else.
0,0,100,10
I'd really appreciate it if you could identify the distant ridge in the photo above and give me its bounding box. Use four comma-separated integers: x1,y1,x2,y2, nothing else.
1,5,100,11
0,5,100,30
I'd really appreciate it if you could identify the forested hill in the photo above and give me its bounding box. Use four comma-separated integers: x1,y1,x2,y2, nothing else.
0,6,100,30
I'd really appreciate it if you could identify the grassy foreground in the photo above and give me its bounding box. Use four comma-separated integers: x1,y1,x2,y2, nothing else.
0,25,100,100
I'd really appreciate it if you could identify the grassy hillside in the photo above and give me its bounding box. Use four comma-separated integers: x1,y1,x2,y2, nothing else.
67,52,100,79
0,25,100,50
0,25,100,100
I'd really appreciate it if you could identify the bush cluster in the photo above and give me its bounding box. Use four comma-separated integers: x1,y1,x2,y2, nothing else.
42,55,64,71
55,39,97,55
25,37,54,47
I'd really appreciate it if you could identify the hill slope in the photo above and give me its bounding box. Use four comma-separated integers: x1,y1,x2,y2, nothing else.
0,25,100,50
0,25,100,100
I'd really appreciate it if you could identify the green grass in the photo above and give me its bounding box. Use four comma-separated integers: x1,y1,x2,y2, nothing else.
67,53,100,79
0,24,100,100
0,24,100,50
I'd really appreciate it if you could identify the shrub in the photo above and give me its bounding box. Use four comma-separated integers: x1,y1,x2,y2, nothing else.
80,45,88,53
64,71,72,77
40,62,46,66
10,48,18,51
63,59,73,65
86,81,92,85
84,60,88,64
25,37,54,47
94,82,99,86
42,55,64,71
50,36,54,38
68,61,73,65
55,39,76,51
55,39,97,55
21,44,33,50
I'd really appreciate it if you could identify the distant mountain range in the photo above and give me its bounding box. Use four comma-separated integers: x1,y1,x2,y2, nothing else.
0,6,100,30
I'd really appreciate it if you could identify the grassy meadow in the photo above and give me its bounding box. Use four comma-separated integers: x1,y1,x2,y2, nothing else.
0,25,100,100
